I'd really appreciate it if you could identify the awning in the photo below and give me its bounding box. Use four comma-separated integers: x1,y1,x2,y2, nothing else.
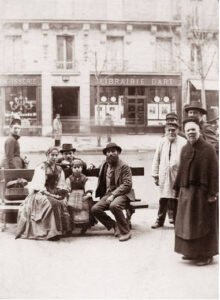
190,79,219,91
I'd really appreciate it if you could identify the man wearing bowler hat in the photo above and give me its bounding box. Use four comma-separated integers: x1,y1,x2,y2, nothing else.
91,142,135,241
57,143,87,178
184,100,218,153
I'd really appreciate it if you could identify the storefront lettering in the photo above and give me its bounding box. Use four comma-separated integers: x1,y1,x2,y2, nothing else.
98,77,180,86
0,77,41,86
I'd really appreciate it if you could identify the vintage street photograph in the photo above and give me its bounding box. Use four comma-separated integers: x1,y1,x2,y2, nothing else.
0,0,219,299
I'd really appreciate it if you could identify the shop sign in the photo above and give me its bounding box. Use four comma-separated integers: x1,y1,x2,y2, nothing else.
92,76,181,86
0,75,41,86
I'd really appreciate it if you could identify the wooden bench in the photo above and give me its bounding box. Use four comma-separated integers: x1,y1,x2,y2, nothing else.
0,167,148,231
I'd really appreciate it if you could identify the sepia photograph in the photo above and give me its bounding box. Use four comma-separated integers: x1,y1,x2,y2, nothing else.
0,0,219,299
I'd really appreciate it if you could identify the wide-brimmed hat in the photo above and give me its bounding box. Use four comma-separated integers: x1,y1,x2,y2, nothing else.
60,143,76,153
166,112,178,120
103,142,122,155
184,101,207,115
207,107,219,123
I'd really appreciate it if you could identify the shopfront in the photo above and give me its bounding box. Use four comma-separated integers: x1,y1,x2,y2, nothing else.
90,74,182,133
0,75,41,135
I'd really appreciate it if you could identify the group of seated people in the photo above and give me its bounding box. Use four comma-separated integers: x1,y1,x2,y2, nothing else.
15,142,134,242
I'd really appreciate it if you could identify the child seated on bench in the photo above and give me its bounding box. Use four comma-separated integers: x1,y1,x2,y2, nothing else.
66,159,95,229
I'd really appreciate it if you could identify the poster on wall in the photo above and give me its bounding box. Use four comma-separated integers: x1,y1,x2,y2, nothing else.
158,104,171,119
147,103,158,119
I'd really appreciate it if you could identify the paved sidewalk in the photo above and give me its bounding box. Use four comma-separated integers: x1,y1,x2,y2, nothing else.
0,133,162,154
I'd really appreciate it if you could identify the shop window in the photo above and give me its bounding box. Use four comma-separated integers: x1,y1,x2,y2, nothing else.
56,35,74,69
147,86,177,126
5,86,38,127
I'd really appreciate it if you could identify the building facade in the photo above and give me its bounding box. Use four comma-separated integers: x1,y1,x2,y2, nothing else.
0,0,218,135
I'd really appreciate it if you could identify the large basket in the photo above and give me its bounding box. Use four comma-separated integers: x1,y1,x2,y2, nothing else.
5,187,29,200
68,190,90,224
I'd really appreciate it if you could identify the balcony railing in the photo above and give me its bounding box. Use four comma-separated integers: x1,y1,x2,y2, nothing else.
55,60,79,71
154,60,180,72
103,59,128,72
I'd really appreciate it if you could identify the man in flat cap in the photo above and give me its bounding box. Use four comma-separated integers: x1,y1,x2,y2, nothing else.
184,101,218,153
91,142,135,241
151,122,186,228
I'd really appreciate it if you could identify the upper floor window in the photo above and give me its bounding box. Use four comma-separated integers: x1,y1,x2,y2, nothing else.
56,35,74,69
106,36,125,71
156,38,174,72
4,35,23,71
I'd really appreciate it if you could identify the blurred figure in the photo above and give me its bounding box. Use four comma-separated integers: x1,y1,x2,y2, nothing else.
184,101,218,153
103,113,114,142
166,112,185,138
151,122,186,228
174,117,218,266
206,107,219,137
53,114,62,147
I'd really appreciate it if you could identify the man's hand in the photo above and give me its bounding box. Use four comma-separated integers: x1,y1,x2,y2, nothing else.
106,194,114,204
208,195,217,203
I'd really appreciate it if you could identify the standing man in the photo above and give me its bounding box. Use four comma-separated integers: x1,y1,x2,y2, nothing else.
53,113,62,147
1,115,28,169
151,122,186,228
91,142,135,241
184,101,218,153
174,117,218,266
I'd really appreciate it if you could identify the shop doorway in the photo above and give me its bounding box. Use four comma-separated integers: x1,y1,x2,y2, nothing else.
52,87,79,133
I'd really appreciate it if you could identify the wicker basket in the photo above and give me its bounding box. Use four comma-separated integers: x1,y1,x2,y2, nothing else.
5,187,29,200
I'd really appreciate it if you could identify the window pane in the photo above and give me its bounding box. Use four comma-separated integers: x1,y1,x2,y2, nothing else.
66,36,73,61
57,36,64,61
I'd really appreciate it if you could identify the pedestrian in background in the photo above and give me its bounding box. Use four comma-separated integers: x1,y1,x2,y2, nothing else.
91,142,135,241
151,122,186,228
53,113,62,147
206,107,219,138
103,113,114,142
174,117,218,266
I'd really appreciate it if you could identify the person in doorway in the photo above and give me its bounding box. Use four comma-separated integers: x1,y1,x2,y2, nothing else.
1,115,28,169
184,101,218,153
174,117,218,266
57,144,87,179
91,142,135,242
151,122,186,228
53,114,62,147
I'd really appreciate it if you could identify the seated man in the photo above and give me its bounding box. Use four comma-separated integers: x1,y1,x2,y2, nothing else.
57,143,87,178
91,142,135,242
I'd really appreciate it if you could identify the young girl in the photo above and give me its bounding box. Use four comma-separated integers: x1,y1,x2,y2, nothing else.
66,159,94,230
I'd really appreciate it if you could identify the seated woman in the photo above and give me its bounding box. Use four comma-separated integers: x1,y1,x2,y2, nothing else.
16,147,72,241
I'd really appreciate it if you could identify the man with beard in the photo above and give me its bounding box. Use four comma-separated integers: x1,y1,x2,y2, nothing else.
57,144,87,178
174,117,218,266
151,122,186,228
91,142,135,241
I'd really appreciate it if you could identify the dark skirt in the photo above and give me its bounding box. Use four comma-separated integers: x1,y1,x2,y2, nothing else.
175,202,219,257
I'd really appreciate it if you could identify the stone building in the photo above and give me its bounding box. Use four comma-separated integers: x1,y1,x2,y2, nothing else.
0,0,218,135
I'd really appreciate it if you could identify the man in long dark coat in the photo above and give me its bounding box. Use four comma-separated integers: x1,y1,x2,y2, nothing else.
174,117,218,266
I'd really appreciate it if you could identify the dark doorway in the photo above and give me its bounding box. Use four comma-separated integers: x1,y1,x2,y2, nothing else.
52,87,80,133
